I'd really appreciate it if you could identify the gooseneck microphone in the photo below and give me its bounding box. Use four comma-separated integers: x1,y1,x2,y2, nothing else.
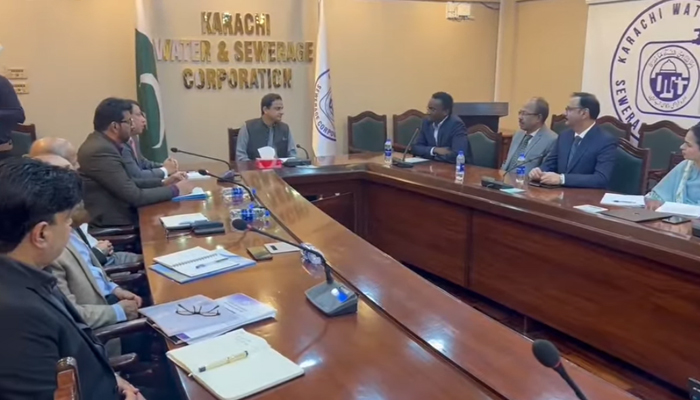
231,219,358,317
232,219,332,284
198,169,258,205
295,144,310,159
170,147,233,170
392,127,421,169
532,340,588,400
283,144,312,167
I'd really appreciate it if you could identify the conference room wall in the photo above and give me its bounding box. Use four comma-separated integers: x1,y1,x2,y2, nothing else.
0,0,138,150
500,0,588,130
0,0,499,159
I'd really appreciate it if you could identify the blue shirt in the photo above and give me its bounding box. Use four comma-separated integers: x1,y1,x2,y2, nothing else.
68,232,126,322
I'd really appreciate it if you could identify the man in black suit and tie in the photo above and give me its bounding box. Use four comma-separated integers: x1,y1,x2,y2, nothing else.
410,92,471,164
0,157,144,399
529,92,617,188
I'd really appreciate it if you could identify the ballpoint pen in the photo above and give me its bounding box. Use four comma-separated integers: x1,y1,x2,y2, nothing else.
190,351,249,376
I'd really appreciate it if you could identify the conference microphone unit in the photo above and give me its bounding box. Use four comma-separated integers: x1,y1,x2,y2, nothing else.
231,219,358,317
532,340,589,400
282,144,312,167
197,169,259,205
392,127,421,168
170,147,237,181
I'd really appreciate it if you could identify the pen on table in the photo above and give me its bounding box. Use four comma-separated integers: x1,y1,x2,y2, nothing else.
190,351,249,376
194,258,238,269
612,200,638,204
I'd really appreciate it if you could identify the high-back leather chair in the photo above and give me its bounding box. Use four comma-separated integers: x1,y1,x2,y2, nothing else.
638,120,686,186
608,138,650,195
228,128,240,163
596,116,632,141
392,109,426,152
347,111,387,153
10,123,37,156
467,124,502,169
550,114,567,135
55,357,80,400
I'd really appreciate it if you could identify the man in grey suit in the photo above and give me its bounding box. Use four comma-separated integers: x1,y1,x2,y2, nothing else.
78,98,194,227
501,97,557,174
123,100,183,181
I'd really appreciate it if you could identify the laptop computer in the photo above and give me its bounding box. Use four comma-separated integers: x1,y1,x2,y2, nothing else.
601,208,673,223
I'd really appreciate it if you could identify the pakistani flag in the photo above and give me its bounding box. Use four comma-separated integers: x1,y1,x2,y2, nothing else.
135,0,168,162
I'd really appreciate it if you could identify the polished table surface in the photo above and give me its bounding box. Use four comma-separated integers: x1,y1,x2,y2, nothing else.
270,153,700,390
139,154,642,400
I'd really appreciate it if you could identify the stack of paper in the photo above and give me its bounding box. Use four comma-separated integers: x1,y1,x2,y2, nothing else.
600,193,645,207
655,202,700,218
140,294,276,344
167,329,304,400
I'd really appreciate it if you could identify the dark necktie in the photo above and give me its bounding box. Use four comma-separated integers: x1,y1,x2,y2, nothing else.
506,134,532,170
567,136,583,169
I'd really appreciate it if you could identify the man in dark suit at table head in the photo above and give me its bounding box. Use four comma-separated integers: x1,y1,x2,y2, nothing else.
410,92,471,164
529,92,617,188
0,157,144,399
78,98,194,227
501,97,557,174
236,93,298,161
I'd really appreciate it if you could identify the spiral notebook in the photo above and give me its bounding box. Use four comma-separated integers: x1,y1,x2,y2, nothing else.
167,329,304,400
154,247,241,277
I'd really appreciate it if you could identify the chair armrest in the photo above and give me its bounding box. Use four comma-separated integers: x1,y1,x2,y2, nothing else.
111,271,146,286
109,353,139,373
96,234,139,247
89,226,137,237
94,318,150,343
105,262,145,276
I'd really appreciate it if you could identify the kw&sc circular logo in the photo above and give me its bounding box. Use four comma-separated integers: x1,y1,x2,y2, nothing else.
610,0,700,138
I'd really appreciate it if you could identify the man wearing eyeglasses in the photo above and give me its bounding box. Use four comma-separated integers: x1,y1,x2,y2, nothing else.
78,98,195,228
122,100,183,182
529,92,617,188
501,97,557,174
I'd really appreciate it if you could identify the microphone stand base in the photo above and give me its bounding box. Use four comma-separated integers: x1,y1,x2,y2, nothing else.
305,281,358,317
391,160,414,168
217,170,239,183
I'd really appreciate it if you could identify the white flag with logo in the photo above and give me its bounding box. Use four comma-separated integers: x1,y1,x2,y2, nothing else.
582,0,700,141
312,0,336,157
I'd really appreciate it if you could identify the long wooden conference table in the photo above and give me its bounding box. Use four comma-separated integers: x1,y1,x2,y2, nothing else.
138,153,699,399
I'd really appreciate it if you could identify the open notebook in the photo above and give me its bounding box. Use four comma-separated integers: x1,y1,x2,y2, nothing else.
167,329,304,400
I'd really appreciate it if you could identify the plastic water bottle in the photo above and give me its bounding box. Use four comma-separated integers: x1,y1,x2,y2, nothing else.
455,150,465,183
515,153,527,184
384,139,393,165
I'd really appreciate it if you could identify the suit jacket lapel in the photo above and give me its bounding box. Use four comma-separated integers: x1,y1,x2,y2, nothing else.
65,241,104,297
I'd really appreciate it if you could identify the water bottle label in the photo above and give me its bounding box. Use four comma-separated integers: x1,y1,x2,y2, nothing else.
457,163,465,173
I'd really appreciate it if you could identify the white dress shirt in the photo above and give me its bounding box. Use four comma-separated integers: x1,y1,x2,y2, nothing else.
430,116,449,156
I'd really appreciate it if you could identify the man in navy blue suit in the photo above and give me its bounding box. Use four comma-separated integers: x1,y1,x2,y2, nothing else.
529,92,616,188
410,92,471,164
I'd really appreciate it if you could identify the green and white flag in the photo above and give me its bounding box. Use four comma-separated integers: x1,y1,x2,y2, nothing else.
135,0,168,161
